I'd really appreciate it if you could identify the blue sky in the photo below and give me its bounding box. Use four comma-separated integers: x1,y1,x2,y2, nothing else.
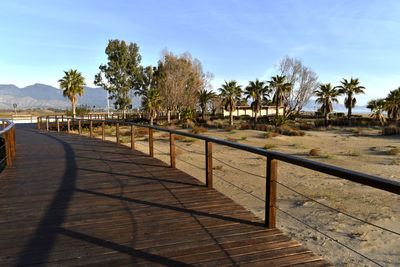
1,0,399,105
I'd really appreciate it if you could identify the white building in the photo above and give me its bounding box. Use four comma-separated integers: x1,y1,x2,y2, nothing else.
223,106,285,117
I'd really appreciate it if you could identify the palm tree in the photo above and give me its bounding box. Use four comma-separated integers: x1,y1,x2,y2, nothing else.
367,99,386,125
384,87,400,121
198,89,216,120
315,83,339,126
245,79,270,125
141,89,163,125
58,69,86,118
268,75,292,118
219,80,242,126
336,77,365,119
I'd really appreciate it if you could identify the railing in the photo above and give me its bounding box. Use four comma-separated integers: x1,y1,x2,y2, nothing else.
0,120,16,171
38,116,400,227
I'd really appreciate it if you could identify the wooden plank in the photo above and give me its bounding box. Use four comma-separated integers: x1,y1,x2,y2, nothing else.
205,140,212,188
169,133,175,168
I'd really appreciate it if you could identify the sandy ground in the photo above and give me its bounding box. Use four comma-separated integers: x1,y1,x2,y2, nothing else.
83,125,399,266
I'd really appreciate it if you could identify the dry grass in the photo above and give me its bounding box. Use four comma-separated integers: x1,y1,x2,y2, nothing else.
213,165,223,171
263,143,276,150
174,135,186,141
226,137,238,142
190,126,208,134
387,148,400,155
224,126,235,132
344,150,361,157
264,131,280,138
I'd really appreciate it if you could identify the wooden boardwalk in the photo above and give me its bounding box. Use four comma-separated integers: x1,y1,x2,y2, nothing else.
0,125,331,266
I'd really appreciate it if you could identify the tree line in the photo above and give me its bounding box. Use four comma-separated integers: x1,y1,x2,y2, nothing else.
58,39,400,126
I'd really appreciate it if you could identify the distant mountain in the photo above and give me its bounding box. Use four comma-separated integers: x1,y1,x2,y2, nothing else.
303,99,370,114
0,83,141,109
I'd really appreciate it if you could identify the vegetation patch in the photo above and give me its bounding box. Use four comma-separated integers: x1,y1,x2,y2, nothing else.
213,165,223,171
226,137,238,143
387,148,400,155
240,136,247,141
263,143,276,150
183,138,197,143
308,148,321,156
190,126,208,134
383,127,400,135
344,150,361,157
264,131,280,138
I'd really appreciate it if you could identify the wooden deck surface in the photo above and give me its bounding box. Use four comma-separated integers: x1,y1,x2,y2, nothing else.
0,125,331,266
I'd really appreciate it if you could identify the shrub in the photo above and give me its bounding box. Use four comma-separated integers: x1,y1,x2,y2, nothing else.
174,135,186,141
387,148,400,155
190,126,208,134
345,150,360,157
263,143,276,150
383,127,400,135
183,138,197,143
226,137,238,142
264,131,280,138
224,126,235,132
239,123,251,130
309,148,321,156
241,136,247,141
271,115,287,126
352,127,362,135
213,165,223,170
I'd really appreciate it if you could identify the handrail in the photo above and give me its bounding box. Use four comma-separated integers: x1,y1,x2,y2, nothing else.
39,116,400,227
0,119,16,168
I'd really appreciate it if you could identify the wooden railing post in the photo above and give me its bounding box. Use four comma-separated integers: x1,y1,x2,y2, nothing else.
5,127,11,166
170,133,175,168
37,117,40,130
46,116,49,131
130,125,135,150
149,128,154,157
102,122,105,141
67,119,70,134
266,158,278,228
56,118,60,132
116,123,120,145
11,126,16,157
90,121,93,138
78,120,82,136
205,141,213,188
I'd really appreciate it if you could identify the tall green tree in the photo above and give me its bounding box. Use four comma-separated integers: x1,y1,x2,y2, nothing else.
219,80,242,126
384,87,400,121
367,99,386,125
141,89,163,126
315,83,339,126
245,79,270,124
268,75,292,118
198,89,216,119
336,77,365,119
94,39,142,118
58,69,86,118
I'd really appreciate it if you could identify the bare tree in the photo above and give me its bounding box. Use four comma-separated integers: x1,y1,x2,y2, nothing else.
278,56,319,116
156,49,206,122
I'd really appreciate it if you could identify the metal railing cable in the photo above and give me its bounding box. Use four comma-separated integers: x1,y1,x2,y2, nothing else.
276,207,383,267
213,156,265,179
209,150,400,237
275,180,400,237
211,173,384,267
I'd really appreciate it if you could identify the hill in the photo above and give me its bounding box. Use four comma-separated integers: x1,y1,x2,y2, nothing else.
0,83,141,109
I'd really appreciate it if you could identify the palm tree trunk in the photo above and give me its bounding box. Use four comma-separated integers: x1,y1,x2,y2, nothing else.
167,110,171,124
72,99,76,119
254,113,258,126
324,113,328,127
202,108,206,120
150,116,154,126
229,110,233,126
